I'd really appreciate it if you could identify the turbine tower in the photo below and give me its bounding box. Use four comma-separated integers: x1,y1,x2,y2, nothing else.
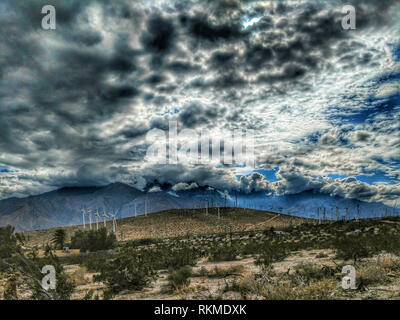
81,208,86,229
88,209,92,230
110,209,118,234
95,209,100,230
102,207,107,228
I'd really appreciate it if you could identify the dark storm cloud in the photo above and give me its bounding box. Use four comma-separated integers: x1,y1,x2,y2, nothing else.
0,0,398,204
184,15,244,44
140,163,238,191
141,15,176,54
208,5,346,86
187,0,398,92
178,101,226,128
0,0,146,174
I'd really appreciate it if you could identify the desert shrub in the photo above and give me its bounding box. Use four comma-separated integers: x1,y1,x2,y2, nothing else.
260,282,298,300
297,279,337,300
357,264,389,288
222,279,251,298
160,245,199,269
211,265,243,278
128,238,160,246
3,274,19,300
70,228,116,252
241,241,262,255
195,266,209,277
260,278,336,300
255,243,288,268
208,243,239,262
125,242,199,270
0,225,19,258
165,266,192,292
355,254,400,288
193,265,243,278
83,256,108,273
4,249,76,300
333,234,370,261
375,253,400,272
96,247,156,295
96,240,201,295
291,263,335,285
32,250,76,300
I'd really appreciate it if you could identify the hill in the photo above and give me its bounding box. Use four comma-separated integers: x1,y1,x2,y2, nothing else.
23,207,308,248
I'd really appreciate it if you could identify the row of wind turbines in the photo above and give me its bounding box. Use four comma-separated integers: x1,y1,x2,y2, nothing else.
81,207,118,233
80,197,150,233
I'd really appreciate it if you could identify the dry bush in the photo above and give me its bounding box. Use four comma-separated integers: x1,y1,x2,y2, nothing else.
375,253,400,272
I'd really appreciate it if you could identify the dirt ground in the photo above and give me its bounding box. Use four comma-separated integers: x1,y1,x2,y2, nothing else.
66,249,400,300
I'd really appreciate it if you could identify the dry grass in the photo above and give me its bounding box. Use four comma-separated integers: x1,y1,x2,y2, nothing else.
23,208,308,248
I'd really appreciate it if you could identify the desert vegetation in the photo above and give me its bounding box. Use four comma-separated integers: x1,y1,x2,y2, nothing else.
1,209,400,300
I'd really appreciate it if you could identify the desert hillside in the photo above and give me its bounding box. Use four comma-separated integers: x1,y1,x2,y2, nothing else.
23,208,308,248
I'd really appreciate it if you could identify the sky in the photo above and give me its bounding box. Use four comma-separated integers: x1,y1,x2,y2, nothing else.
0,0,399,206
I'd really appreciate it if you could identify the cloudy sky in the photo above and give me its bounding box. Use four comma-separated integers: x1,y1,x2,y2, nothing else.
0,0,399,205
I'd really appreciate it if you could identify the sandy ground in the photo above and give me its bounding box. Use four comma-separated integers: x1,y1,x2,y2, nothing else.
68,249,341,300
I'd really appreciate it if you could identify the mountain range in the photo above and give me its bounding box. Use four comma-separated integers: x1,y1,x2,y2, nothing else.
0,182,395,231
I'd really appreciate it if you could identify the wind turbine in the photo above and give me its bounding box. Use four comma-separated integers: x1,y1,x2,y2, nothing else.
87,209,92,230
95,209,100,230
81,208,86,229
102,207,108,228
110,209,119,234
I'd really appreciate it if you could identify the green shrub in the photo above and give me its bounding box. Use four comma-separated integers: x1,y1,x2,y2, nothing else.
255,243,288,268
161,246,199,269
0,225,19,258
208,243,239,262
9,249,76,300
83,256,108,273
165,266,192,292
95,247,156,294
333,235,370,260
70,228,116,252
